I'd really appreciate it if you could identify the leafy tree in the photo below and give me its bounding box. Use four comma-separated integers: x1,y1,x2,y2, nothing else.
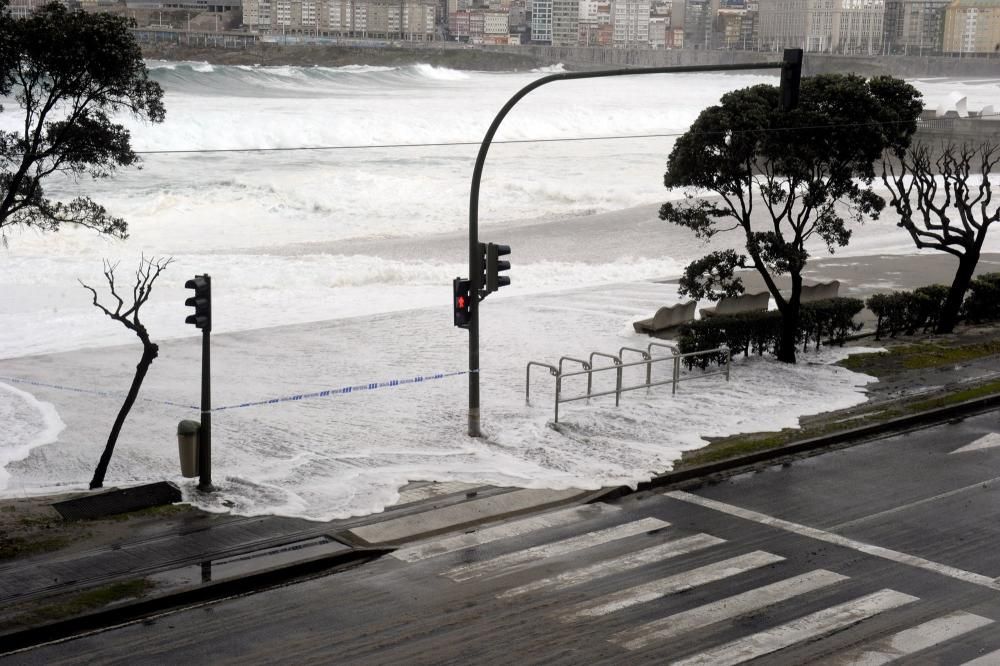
882,141,999,334
81,257,172,489
661,74,923,362
0,1,164,243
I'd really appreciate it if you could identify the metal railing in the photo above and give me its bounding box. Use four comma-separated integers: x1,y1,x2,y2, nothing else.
526,343,730,423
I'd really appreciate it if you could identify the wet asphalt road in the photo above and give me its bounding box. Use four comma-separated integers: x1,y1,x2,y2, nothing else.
6,409,1000,664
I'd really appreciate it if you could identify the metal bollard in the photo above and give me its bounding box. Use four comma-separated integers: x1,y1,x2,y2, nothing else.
177,420,201,478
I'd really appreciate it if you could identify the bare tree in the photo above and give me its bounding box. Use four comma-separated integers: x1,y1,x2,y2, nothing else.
882,141,1000,333
80,256,172,489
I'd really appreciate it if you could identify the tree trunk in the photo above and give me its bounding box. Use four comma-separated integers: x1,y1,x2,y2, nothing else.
936,250,979,334
90,343,158,489
776,273,801,364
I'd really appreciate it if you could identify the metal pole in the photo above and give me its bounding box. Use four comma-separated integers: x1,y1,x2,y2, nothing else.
467,57,791,437
198,327,214,492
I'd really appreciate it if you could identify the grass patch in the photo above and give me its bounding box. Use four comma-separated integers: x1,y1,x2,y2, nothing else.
676,378,1000,469
909,379,1000,412
0,535,71,561
840,339,1000,376
25,579,155,624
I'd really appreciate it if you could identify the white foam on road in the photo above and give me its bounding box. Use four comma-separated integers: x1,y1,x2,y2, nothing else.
0,382,65,491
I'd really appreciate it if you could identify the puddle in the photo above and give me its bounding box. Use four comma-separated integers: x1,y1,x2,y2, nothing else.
149,535,349,588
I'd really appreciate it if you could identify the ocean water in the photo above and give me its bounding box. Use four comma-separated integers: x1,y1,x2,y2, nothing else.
0,63,998,519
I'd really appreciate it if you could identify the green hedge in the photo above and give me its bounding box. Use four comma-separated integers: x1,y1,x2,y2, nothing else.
677,297,865,369
963,273,1000,324
866,284,949,339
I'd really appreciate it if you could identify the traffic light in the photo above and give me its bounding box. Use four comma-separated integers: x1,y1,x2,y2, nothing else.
486,243,511,293
453,277,471,328
185,274,212,331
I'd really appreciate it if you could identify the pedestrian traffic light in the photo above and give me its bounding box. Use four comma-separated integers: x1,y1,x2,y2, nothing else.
486,243,511,293
453,277,471,328
185,274,212,331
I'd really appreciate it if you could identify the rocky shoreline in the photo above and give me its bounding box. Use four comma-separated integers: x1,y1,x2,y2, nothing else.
141,41,555,71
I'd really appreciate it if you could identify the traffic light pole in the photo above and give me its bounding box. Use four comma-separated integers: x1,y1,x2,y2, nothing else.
198,326,213,492
467,52,802,437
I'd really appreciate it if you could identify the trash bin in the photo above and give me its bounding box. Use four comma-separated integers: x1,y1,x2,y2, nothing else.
177,420,201,478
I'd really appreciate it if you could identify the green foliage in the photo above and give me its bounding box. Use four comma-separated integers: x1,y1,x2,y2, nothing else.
962,273,1000,324
661,73,923,363
677,249,747,301
799,297,865,351
0,2,165,240
866,285,950,339
677,297,864,368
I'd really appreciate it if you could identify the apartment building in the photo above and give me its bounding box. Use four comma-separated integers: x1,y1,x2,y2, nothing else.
883,0,948,53
578,0,612,44
758,0,885,53
834,0,885,53
678,0,720,48
248,0,436,38
613,0,652,45
531,0,554,42
551,0,582,44
942,0,1000,53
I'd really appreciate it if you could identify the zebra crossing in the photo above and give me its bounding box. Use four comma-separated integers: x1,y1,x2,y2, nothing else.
393,502,1000,664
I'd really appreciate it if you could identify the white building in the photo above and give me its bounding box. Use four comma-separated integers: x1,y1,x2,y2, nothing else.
758,0,885,52
613,0,651,46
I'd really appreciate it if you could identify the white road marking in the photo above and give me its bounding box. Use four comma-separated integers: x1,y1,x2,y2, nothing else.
962,648,1000,665
564,550,785,620
668,491,1000,591
390,503,618,562
670,589,919,666
611,569,849,651
950,433,1000,455
830,475,1000,531
498,532,725,599
835,610,993,665
444,517,669,582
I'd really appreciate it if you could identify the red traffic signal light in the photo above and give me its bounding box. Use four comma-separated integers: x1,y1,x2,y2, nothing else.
453,277,471,328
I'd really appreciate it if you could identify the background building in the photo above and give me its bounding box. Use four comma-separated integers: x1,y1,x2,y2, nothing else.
942,0,1000,53
883,0,948,54
531,0,553,41
551,0,581,44
613,0,651,46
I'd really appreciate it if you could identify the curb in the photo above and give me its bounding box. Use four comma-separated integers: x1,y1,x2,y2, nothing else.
593,390,1000,503
0,546,391,655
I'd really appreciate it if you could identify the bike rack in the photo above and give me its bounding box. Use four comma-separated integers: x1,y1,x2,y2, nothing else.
526,344,730,423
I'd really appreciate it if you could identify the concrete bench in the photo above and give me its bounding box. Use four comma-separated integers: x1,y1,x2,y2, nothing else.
799,280,840,303
633,300,697,335
699,291,770,319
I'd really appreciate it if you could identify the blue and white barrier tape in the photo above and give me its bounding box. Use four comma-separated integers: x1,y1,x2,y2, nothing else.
0,369,473,413
212,370,471,412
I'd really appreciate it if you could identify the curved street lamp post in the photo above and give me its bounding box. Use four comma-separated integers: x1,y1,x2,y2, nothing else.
465,49,804,437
